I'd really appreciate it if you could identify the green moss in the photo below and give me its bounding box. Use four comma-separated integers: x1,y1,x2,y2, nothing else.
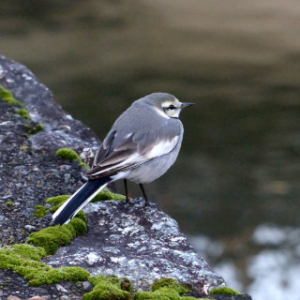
152,278,190,295
0,85,33,122
46,195,71,213
0,85,47,137
133,278,192,300
0,84,23,106
84,275,131,300
69,217,87,235
92,187,126,202
6,201,15,207
46,195,71,206
46,188,125,215
56,148,88,167
0,193,91,287
210,286,240,296
28,217,87,255
134,287,181,300
29,195,88,255
34,205,48,218
27,123,44,135
0,244,90,286
181,297,207,300
17,108,31,119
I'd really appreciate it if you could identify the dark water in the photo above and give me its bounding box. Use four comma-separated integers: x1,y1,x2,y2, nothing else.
1,1,300,298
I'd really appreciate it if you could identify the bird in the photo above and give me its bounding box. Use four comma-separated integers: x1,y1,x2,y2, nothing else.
52,93,194,225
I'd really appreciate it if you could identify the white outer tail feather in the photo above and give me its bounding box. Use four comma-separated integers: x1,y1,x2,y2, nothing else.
52,182,108,224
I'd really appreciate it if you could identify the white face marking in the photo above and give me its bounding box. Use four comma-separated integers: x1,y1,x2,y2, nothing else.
161,99,182,118
153,106,170,119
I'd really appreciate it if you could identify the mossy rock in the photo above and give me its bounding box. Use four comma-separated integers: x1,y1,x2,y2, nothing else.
210,286,240,296
17,108,31,119
181,297,206,300
6,201,15,208
28,218,87,255
84,275,132,300
46,195,71,213
56,148,88,167
152,278,190,295
27,123,44,135
134,278,192,300
0,84,24,106
0,85,46,136
34,205,48,218
134,287,181,300
92,187,126,202
0,244,90,286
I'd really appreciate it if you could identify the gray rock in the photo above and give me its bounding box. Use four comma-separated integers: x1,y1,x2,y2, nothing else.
0,55,100,151
55,284,68,293
44,199,225,291
82,281,93,290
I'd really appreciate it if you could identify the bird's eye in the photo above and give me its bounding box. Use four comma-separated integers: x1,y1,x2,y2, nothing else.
168,105,176,110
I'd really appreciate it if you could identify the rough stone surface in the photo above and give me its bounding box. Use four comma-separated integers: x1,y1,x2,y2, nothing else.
44,200,224,291
0,55,100,151
0,55,229,298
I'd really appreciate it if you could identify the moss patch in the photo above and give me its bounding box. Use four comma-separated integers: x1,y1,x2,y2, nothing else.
17,108,31,119
181,297,206,300
46,195,71,213
134,278,192,300
28,218,87,256
0,84,23,106
28,195,88,255
210,287,240,296
27,123,44,135
34,205,48,218
152,278,190,295
0,84,31,121
56,148,88,167
0,85,46,137
0,244,90,286
6,201,15,208
84,275,132,300
92,187,126,202
134,287,180,300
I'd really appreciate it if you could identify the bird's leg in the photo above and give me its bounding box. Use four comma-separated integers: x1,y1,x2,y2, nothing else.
124,179,129,203
139,184,149,206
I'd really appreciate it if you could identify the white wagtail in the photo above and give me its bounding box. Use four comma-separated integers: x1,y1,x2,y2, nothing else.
52,93,194,225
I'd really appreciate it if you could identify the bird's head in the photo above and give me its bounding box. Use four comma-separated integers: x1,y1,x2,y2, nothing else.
140,92,194,119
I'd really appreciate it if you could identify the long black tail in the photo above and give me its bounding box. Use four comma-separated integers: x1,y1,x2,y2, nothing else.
52,177,111,225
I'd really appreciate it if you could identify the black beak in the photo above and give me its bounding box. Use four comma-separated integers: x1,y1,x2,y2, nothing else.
181,102,195,108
